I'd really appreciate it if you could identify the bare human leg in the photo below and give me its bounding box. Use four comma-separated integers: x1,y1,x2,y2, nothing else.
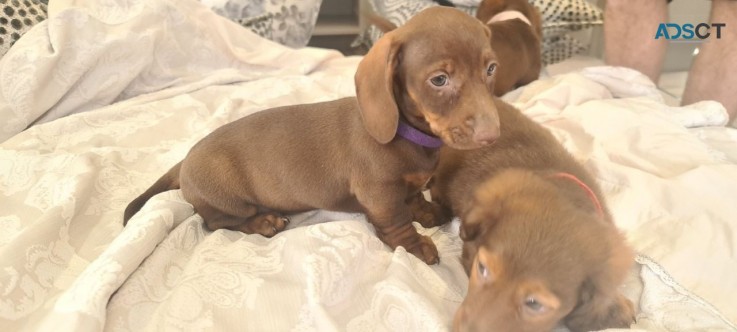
604,0,669,83
682,0,737,122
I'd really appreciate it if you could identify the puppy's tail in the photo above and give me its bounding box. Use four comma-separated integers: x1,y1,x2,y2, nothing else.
123,161,182,225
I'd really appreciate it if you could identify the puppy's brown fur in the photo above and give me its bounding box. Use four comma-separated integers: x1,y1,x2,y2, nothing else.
417,98,635,331
123,7,501,265
476,0,543,95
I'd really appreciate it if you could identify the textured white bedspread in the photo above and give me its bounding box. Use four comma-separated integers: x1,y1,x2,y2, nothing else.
1,0,735,331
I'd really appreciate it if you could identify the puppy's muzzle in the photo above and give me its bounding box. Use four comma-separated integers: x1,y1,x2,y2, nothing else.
468,113,500,146
443,114,500,149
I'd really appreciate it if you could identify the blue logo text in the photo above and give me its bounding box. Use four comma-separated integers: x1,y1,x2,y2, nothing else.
654,23,725,40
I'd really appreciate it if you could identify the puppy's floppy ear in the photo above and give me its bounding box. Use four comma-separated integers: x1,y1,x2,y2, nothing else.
460,186,502,241
355,32,400,144
564,229,636,332
459,215,481,241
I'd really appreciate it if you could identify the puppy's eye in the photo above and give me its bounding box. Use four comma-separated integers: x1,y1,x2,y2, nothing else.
524,297,544,313
430,74,449,87
477,260,489,280
486,63,497,76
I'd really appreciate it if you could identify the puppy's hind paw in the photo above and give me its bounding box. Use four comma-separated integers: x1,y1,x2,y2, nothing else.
248,213,289,238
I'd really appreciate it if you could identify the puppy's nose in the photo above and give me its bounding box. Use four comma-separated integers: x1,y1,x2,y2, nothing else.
467,115,500,145
473,127,499,145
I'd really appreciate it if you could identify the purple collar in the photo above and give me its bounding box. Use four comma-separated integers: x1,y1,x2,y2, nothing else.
396,121,443,148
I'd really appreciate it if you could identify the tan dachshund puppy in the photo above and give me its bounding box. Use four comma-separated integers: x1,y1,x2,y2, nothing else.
123,7,501,265
415,98,635,330
476,0,543,95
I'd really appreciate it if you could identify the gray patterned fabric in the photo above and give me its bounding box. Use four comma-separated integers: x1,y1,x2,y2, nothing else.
235,13,275,41
543,34,587,66
0,0,48,58
199,0,322,48
357,0,603,65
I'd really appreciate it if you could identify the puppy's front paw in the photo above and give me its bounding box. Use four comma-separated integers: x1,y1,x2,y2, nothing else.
596,294,635,329
408,195,451,228
612,294,636,327
566,293,635,332
408,235,440,265
414,209,441,228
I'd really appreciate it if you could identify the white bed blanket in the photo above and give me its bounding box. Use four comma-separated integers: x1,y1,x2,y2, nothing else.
1,1,736,331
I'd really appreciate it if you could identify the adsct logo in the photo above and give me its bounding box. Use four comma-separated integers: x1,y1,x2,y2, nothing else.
655,23,726,42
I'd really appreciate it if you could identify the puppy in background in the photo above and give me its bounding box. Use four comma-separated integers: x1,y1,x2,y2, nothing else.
476,0,543,95
416,98,636,331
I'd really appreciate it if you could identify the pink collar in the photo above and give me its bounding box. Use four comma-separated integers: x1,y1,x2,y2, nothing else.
551,172,605,219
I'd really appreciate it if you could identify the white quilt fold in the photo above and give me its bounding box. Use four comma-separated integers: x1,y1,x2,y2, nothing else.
0,0,341,142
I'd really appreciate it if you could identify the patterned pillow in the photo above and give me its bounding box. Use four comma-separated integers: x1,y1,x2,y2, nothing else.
199,0,322,48
357,0,603,65
0,0,48,58
233,13,275,41
543,34,587,66
529,0,603,38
